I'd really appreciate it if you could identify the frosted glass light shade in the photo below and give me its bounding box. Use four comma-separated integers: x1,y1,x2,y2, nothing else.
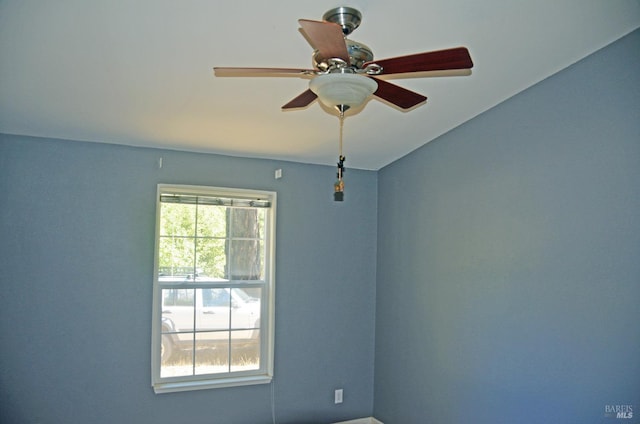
309,73,378,108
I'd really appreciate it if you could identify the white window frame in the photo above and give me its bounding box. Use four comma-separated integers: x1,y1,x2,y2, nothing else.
151,184,276,394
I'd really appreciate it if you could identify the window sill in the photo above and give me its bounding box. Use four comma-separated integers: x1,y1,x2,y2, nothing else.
153,374,272,394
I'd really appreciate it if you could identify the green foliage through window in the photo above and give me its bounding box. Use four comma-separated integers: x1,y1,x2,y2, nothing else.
158,197,266,280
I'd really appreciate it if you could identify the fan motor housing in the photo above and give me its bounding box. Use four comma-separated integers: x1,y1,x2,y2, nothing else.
313,39,374,71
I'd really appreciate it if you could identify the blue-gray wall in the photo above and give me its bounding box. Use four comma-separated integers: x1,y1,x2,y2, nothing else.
374,29,640,423
0,136,377,423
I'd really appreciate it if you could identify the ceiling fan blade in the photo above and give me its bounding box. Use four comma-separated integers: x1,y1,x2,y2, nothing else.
370,77,427,110
282,89,318,109
298,19,350,64
214,67,315,77
366,47,473,75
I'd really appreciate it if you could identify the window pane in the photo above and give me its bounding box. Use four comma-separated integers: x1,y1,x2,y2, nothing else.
196,204,227,238
168,288,195,307
160,203,196,237
158,237,195,277
229,208,264,239
201,288,230,307
160,288,196,378
230,332,260,372
230,288,261,331
228,239,263,280
160,334,194,378
160,360,193,378
195,238,227,279
161,289,196,335
257,210,265,240
228,208,264,280
196,289,230,331
195,335,229,375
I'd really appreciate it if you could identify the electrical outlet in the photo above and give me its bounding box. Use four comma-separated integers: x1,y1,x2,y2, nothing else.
334,388,343,404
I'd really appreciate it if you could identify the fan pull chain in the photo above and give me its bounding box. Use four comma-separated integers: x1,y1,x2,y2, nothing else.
339,110,344,158
334,111,346,201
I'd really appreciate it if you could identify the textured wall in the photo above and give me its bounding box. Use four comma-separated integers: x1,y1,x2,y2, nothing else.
374,29,640,424
0,136,377,424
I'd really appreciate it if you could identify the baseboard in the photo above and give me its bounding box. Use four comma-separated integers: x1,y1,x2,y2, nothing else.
333,417,383,424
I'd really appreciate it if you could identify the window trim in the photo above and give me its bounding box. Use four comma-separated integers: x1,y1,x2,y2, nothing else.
151,184,276,394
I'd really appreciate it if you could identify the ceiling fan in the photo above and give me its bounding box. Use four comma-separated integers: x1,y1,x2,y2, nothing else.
213,6,474,114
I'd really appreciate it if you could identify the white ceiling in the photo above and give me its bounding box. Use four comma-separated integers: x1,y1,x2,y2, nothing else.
1,1,639,170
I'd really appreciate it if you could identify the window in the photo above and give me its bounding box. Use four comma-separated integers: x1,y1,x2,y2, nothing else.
151,184,276,393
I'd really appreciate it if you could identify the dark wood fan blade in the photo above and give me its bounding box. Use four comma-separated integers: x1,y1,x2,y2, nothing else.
214,67,315,77
298,19,350,63
365,47,473,75
282,89,318,109
370,77,427,110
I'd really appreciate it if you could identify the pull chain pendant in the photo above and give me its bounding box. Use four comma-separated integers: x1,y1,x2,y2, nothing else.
334,110,346,201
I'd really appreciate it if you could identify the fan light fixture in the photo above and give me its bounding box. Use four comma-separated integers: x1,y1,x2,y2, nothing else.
309,72,378,110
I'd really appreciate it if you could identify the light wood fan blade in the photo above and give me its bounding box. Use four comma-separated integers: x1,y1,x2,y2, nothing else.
298,19,350,63
213,67,315,77
365,47,473,76
370,77,427,110
282,89,317,109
